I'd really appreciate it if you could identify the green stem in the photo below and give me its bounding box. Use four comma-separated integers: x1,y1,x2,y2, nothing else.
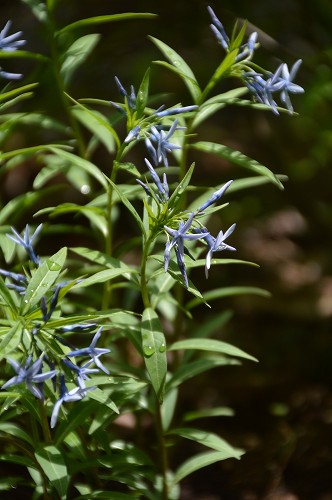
140,236,152,309
38,400,52,444
155,396,169,500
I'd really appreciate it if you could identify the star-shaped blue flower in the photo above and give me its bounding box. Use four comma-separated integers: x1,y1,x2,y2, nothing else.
1,355,57,400
66,327,110,374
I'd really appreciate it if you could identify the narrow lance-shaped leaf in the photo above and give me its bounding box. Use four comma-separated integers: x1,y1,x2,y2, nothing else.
141,307,167,402
173,450,243,484
136,67,150,117
169,338,257,362
191,141,283,189
168,427,243,457
61,34,100,85
149,36,201,103
35,445,69,500
21,247,67,315
186,285,271,310
57,13,157,34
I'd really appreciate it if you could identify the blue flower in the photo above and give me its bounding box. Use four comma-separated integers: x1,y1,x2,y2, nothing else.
113,76,136,110
50,374,93,428
63,358,99,389
278,60,304,113
124,124,141,144
1,355,57,400
164,213,209,287
155,105,198,118
201,223,236,278
66,327,110,374
198,180,233,212
0,21,25,52
7,224,43,265
145,120,183,167
0,269,28,294
207,6,230,51
141,158,169,203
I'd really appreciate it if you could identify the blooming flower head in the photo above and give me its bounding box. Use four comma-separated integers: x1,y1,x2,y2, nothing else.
1,355,56,400
66,327,110,374
198,180,233,212
164,212,209,288
145,120,183,167
200,223,236,278
50,374,93,428
7,224,43,265
0,21,25,52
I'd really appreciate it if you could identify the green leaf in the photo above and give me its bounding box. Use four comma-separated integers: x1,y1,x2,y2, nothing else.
168,427,243,457
35,446,68,500
167,162,195,211
169,338,257,362
173,450,242,484
46,147,108,188
67,94,119,151
186,285,271,310
72,267,138,289
0,323,22,358
191,141,283,189
149,36,201,103
184,406,235,422
0,423,34,446
167,357,240,390
0,454,37,469
0,276,18,313
20,0,48,22
61,34,100,84
107,179,146,236
0,83,39,103
191,87,248,128
58,13,157,34
136,67,151,117
21,247,67,315
75,492,138,500
141,308,167,402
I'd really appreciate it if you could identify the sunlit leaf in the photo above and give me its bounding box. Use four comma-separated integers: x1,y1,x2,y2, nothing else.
21,247,67,315
141,308,167,402
191,141,283,189
169,338,257,362
35,445,69,499
173,449,242,484
58,13,157,34
168,427,243,457
186,285,271,310
61,34,100,84
150,36,201,103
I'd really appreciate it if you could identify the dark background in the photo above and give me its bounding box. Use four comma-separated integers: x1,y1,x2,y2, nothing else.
1,1,332,498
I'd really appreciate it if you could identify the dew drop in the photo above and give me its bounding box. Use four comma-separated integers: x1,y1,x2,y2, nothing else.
80,184,91,195
46,259,61,271
143,344,155,356
159,342,166,353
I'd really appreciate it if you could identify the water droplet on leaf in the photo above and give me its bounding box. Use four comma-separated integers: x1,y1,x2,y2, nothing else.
159,342,166,353
143,344,155,356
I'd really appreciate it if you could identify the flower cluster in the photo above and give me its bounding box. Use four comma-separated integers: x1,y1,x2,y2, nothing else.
112,75,197,165
208,6,304,114
0,20,25,80
0,225,110,427
163,181,236,288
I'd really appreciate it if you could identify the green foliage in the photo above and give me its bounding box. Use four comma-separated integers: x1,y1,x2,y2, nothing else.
0,1,303,498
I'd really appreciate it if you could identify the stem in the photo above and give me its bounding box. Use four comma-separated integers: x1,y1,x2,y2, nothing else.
38,400,52,444
140,236,152,309
155,396,169,500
